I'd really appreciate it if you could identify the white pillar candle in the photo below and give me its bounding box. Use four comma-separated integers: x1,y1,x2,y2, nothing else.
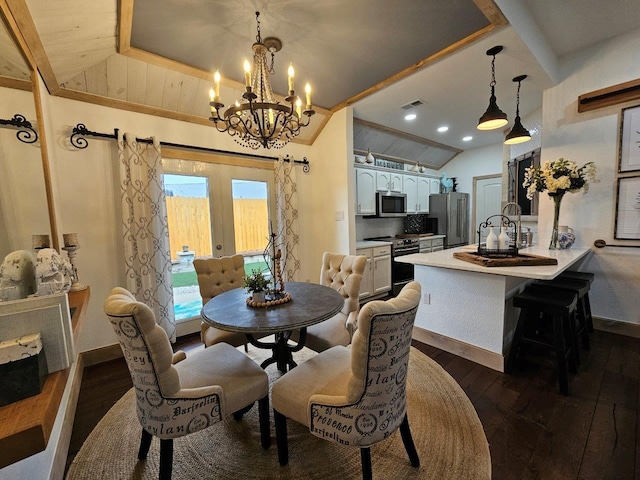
63,233,79,247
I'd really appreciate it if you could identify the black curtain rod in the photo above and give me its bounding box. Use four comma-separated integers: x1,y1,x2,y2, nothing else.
69,123,310,172
593,239,640,248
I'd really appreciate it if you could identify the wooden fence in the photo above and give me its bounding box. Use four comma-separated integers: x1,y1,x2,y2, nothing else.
166,196,268,260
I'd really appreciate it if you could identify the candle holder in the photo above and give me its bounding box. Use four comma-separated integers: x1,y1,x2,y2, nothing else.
62,234,86,291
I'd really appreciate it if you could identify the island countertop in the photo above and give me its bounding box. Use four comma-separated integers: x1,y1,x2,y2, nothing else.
396,245,592,280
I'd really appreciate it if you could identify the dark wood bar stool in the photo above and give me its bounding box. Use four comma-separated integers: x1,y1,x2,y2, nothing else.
558,271,595,332
506,287,579,396
532,276,592,354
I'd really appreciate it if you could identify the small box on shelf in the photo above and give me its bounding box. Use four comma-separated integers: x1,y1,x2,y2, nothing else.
0,333,47,406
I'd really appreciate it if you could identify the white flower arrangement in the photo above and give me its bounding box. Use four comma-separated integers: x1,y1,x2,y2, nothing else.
523,158,597,200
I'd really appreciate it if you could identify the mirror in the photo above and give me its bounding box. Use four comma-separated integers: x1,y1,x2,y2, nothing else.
0,11,49,259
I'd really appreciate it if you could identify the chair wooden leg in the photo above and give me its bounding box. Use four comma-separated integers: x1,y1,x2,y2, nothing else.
258,395,271,449
399,414,420,467
138,429,152,460
232,402,254,421
274,409,289,466
159,438,173,480
360,447,372,480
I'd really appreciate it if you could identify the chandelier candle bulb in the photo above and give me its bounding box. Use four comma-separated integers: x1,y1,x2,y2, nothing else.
288,64,294,92
243,59,251,88
268,108,274,125
305,83,312,109
213,70,221,101
296,98,302,117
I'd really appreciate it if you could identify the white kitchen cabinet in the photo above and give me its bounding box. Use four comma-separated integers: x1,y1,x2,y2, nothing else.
356,245,391,299
355,168,376,215
402,174,419,214
419,236,445,253
430,178,441,196
417,176,430,213
376,171,402,192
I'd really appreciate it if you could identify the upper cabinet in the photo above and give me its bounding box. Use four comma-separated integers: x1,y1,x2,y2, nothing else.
403,175,431,214
376,171,402,192
355,167,376,215
417,176,431,213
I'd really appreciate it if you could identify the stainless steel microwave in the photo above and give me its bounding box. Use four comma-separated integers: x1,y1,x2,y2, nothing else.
375,192,407,217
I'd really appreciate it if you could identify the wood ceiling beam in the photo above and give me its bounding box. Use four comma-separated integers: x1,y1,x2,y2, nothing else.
0,74,31,91
473,0,509,27
118,0,134,54
578,78,640,113
3,0,59,94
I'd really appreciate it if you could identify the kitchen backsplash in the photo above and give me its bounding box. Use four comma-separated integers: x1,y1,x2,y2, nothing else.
355,216,404,241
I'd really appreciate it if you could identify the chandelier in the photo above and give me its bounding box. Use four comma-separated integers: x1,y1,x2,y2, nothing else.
208,11,315,149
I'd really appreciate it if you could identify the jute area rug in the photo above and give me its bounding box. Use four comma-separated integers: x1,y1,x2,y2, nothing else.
67,347,490,479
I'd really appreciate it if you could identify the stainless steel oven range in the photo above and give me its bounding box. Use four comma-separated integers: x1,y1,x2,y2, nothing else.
363,236,419,296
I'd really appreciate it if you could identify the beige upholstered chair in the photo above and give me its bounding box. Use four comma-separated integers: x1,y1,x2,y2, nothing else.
272,281,421,480
104,287,270,480
194,254,254,348
298,251,366,352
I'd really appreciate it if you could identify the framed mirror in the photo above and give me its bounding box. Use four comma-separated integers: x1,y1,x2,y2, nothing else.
0,9,49,258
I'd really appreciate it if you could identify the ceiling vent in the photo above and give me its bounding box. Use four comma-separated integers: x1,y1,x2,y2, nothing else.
401,99,424,110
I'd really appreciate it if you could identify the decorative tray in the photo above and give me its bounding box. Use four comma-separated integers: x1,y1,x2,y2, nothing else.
453,251,558,267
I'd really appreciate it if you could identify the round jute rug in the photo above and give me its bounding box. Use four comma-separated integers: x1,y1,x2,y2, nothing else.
67,347,490,479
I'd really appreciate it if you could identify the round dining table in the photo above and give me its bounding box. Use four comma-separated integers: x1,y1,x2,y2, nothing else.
201,282,344,372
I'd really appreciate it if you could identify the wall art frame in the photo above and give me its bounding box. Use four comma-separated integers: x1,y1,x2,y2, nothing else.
619,105,640,173
614,175,640,240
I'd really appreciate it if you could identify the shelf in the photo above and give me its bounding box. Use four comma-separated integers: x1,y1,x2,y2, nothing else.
0,287,90,469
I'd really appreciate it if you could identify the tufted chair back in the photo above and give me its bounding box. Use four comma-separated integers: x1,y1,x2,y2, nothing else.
320,252,366,318
194,255,245,304
104,287,222,439
309,281,421,445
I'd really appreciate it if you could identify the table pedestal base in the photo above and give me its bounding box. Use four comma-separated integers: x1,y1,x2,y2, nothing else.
247,329,307,373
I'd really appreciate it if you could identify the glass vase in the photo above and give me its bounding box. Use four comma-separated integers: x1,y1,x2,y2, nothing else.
549,194,564,249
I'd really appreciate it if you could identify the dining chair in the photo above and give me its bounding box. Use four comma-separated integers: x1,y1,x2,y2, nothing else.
272,281,422,480
297,251,366,352
104,287,270,480
194,254,259,348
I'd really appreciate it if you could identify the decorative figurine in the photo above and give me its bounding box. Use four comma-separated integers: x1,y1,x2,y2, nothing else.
0,250,37,301
35,248,73,295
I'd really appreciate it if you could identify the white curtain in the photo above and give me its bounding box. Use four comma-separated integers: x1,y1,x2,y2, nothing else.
274,156,300,281
118,132,176,341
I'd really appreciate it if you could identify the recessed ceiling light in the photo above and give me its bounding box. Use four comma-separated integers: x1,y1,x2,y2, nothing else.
462,136,473,142
404,113,417,121
437,126,449,133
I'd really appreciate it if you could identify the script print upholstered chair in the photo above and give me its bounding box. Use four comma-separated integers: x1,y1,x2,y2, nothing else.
272,281,422,480
104,287,270,480
194,254,259,348
299,251,366,352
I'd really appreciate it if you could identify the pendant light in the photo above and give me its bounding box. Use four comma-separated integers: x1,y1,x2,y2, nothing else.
504,75,531,145
477,45,508,131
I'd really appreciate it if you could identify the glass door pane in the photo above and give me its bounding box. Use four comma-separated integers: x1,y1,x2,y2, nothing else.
164,173,211,322
231,179,270,276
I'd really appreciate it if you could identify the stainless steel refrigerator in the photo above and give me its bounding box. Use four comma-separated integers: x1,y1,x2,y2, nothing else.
429,192,469,248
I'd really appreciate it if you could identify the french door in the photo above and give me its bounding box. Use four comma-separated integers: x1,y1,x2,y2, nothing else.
162,157,275,336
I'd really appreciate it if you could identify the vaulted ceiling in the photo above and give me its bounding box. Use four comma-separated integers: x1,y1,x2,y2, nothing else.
1,1,640,168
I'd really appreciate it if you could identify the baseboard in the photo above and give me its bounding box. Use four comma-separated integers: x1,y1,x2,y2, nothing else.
412,326,505,372
594,316,640,339
80,344,123,367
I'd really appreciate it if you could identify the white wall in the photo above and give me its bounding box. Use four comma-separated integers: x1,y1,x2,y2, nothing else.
541,27,640,324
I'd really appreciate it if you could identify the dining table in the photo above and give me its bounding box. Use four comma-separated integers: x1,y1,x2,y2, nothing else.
201,281,344,372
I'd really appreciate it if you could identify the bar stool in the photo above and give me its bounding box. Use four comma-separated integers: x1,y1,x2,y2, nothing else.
506,287,579,396
532,276,591,354
558,271,595,333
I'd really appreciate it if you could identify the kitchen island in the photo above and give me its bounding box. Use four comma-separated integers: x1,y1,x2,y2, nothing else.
397,246,592,372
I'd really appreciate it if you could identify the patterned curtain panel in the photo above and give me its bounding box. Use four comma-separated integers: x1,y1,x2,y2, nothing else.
117,132,176,342
274,157,300,281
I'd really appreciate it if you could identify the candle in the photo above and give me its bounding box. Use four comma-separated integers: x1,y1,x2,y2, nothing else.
243,59,251,87
63,233,79,247
209,88,216,115
268,108,274,125
287,63,294,92
305,83,312,109
32,234,50,250
296,98,302,117
213,70,221,101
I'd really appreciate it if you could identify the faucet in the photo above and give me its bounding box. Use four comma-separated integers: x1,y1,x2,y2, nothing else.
502,202,522,246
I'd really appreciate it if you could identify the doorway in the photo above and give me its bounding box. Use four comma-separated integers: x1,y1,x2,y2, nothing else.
162,157,275,336
472,174,502,243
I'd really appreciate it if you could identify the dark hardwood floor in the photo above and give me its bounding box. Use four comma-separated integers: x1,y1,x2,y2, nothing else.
66,330,640,479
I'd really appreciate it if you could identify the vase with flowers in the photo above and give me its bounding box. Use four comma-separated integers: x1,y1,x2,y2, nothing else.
522,157,597,249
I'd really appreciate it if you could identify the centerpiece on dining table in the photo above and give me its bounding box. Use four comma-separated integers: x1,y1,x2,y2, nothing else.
522,157,597,249
244,229,292,308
